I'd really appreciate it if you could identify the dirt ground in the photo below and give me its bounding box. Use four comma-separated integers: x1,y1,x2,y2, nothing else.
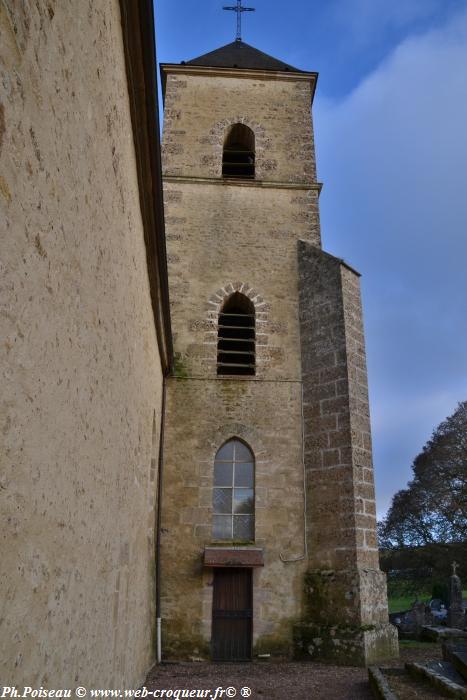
145,644,441,700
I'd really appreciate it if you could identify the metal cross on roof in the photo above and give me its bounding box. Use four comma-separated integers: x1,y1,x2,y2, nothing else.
223,0,255,42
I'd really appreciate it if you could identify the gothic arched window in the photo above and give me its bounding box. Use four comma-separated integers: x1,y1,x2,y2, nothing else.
222,124,255,179
217,292,255,376
212,439,255,541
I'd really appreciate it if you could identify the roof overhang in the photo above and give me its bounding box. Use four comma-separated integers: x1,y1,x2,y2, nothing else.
204,547,264,568
118,0,173,373
160,63,318,106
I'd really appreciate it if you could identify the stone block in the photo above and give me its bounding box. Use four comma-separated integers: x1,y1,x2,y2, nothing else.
294,621,399,666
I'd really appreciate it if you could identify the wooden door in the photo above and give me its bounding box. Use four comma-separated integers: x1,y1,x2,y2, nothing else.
212,568,252,661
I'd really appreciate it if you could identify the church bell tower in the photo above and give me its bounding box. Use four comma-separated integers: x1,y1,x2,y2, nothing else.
159,39,398,665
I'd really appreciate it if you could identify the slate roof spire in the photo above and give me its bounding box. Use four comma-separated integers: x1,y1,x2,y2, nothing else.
186,41,303,73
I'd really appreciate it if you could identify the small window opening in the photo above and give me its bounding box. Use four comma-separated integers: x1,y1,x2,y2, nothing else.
222,124,255,179
217,292,255,376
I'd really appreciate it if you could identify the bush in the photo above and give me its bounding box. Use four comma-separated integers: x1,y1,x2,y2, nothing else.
431,582,449,606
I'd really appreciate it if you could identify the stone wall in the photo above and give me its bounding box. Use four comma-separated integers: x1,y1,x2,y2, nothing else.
160,68,315,657
162,72,317,184
1,0,163,687
161,378,306,657
164,180,320,379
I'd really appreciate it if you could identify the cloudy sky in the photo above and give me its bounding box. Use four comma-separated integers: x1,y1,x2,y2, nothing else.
155,0,467,518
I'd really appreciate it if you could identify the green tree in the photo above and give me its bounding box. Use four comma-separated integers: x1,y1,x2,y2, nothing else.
380,401,467,549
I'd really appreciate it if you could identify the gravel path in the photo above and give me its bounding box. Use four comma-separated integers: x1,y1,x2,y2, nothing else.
146,660,373,699
145,645,442,700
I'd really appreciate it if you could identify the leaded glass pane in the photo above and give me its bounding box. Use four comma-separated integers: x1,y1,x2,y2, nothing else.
213,488,232,514
234,441,253,462
213,515,232,540
234,462,254,487
214,461,233,487
233,515,254,540
233,488,254,514
215,442,234,461
212,439,255,542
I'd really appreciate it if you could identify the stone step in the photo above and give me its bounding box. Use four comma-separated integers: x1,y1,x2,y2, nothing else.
451,652,467,683
443,639,467,657
406,660,467,698
369,665,457,699
422,626,467,643
368,666,399,699
443,640,467,681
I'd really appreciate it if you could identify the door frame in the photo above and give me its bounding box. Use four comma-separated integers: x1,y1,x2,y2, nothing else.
211,567,253,662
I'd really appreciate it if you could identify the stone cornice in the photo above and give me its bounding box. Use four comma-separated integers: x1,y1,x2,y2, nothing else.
160,63,318,104
163,175,323,193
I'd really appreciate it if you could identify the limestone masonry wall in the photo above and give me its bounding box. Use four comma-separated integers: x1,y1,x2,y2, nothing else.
164,180,320,381
162,73,317,184
161,379,306,656
161,69,313,656
1,0,163,687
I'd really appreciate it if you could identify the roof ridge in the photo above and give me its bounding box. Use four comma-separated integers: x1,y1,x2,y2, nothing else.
185,40,304,73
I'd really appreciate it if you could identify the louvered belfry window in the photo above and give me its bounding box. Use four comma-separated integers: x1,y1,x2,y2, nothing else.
222,124,255,179
217,293,255,376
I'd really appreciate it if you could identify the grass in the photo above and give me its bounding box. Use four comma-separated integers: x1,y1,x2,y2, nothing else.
398,640,439,649
388,595,427,614
388,590,467,614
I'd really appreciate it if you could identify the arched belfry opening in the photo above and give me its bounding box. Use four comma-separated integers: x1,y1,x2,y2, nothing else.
217,292,255,375
222,124,255,179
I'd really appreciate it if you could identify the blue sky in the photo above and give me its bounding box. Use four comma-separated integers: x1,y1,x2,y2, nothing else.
154,0,467,518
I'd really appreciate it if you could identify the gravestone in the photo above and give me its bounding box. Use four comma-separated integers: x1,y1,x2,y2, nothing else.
448,561,465,630
413,599,429,633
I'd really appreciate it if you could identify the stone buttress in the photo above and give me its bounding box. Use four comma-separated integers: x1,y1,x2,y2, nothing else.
294,244,398,664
